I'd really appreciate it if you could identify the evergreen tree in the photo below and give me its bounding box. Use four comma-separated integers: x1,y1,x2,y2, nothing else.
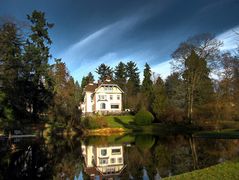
172,33,222,122
81,72,95,89
142,63,153,93
81,76,87,89
140,63,153,110
86,72,94,83
126,61,140,95
165,72,185,109
23,10,54,120
114,62,127,109
95,63,113,81
151,76,167,121
0,22,23,119
0,91,14,129
124,61,140,109
182,50,211,121
49,59,81,127
114,62,127,90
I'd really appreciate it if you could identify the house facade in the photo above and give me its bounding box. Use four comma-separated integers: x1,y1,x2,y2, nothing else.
81,79,124,114
81,143,126,179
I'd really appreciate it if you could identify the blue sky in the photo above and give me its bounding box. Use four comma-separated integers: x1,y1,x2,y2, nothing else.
1,0,239,81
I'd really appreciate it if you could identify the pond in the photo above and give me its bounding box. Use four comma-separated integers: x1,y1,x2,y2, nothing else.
0,133,239,179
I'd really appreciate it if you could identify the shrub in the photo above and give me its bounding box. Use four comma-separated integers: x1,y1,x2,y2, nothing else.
83,116,108,129
134,109,154,126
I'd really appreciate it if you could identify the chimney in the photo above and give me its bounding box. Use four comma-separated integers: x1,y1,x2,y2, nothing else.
98,80,101,85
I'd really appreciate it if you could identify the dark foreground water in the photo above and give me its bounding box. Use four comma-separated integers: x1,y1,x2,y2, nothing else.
0,134,239,180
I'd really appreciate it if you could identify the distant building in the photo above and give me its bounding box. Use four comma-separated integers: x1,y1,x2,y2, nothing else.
80,79,124,114
81,144,126,179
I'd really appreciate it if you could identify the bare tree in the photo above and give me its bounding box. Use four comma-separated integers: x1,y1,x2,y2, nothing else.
171,33,222,122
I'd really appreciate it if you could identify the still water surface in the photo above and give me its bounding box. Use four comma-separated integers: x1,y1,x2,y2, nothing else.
0,134,239,179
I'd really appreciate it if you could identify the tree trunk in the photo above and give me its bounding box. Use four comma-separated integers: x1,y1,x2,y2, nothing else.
189,136,198,170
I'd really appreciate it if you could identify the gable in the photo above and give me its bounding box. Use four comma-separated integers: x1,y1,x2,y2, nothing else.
95,84,124,94
84,83,98,92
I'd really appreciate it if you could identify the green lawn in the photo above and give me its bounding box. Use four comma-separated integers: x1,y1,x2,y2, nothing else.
102,116,196,135
104,115,163,133
104,115,135,128
163,161,239,180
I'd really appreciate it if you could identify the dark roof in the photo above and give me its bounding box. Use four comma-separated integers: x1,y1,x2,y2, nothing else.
84,79,124,93
84,83,98,92
84,167,101,176
84,166,125,178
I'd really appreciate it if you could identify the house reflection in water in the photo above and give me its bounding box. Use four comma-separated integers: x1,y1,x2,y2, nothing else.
81,144,126,179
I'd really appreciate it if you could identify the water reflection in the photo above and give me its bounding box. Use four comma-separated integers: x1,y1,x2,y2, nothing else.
0,134,239,179
81,144,126,179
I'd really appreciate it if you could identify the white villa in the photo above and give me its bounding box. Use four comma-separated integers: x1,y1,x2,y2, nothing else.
81,144,126,179
81,79,124,114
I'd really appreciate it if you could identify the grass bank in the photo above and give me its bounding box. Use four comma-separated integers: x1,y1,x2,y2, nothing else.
163,160,239,180
104,115,135,128
85,127,126,136
83,115,198,135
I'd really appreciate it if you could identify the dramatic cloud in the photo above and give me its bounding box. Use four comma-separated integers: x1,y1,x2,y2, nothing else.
1,0,239,81
217,26,239,51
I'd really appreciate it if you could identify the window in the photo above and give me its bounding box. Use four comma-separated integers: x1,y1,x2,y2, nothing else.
110,95,113,100
101,149,107,156
104,86,113,91
98,95,107,100
91,94,94,101
100,103,106,109
118,157,123,163
117,95,120,100
99,159,108,164
112,149,121,155
111,104,119,109
110,158,115,163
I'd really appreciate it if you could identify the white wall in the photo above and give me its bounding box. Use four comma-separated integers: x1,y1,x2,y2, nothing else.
83,85,123,113
85,92,94,112
95,93,122,112
95,145,124,166
82,145,94,167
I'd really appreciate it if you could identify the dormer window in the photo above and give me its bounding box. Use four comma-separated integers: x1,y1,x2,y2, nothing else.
104,86,113,91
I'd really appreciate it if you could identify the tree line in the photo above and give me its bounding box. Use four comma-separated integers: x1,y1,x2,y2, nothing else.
1,10,239,131
0,11,81,130
83,33,239,124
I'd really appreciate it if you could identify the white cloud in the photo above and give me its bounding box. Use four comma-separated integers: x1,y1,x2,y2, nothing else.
216,25,239,51
151,60,171,80
58,8,156,70
149,26,239,81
